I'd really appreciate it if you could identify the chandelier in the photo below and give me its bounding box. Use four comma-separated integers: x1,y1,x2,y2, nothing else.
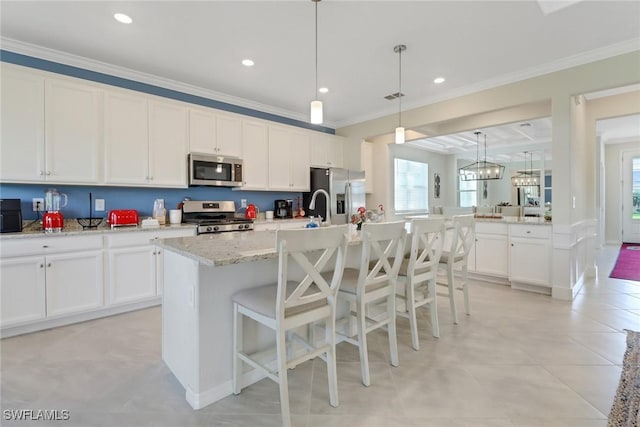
511,151,538,187
458,131,505,181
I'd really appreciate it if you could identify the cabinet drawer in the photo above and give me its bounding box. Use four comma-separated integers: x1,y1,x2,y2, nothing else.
106,228,195,248
509,224,551,239
476,222,508,235
0,235,103,258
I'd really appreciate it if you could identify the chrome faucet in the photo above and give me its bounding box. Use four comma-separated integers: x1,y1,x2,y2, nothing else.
308,189,331,226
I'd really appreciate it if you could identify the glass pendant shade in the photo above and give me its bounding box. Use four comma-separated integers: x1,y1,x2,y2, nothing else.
310,100,323,124
395,126,405,144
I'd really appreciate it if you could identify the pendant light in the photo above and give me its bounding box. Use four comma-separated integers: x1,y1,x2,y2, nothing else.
309,0,323,124
394,44,406,144
458,131,506,181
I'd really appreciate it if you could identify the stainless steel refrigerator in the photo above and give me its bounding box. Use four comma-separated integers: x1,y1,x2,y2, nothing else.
303,167,366,225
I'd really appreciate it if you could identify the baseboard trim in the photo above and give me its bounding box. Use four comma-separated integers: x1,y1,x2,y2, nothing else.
0,298,161,338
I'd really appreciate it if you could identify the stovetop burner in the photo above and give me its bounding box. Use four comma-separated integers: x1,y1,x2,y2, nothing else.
182,200,254,234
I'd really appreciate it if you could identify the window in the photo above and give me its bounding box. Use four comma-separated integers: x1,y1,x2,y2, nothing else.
459,178,477,207
394,158,428,213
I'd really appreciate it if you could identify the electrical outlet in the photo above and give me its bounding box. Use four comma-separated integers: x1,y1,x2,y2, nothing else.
32,198,44,212
241,199,247,208
95,199,105,212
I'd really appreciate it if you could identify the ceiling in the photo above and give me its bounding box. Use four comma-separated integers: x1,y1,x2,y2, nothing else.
1,1,639,132
408,117,553,160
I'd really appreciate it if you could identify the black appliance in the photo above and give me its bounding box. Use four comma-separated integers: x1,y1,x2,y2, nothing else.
181,200,253,235
0,199,23,233
274,199,293,219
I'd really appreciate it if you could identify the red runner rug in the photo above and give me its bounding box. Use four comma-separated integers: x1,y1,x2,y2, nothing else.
609,243,640,281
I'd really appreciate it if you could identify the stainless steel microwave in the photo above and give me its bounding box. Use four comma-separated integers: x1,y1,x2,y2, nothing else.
188,153,243,187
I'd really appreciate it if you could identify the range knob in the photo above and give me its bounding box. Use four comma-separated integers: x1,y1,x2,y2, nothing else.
206,226,213,232
244,224,250,229
213,226,220,232
238,224,244,230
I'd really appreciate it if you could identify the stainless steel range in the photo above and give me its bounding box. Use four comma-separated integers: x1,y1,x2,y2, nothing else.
182,200,253,234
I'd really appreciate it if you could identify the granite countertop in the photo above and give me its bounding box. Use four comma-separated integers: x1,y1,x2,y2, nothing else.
0,219,197,240
252,217,309,225
406,214,551,226
157,227,361,267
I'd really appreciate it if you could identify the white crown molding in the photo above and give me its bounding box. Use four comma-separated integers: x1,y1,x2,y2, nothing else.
335,39,640,129
0,37,339,130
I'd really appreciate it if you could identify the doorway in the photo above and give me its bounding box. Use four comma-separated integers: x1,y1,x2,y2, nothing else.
598,113,640,245
622,150,640,243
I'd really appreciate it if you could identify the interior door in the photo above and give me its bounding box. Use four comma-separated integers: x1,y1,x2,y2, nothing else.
622,150,640,243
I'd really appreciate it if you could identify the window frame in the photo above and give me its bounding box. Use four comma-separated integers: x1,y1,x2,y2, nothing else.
393,157,429,215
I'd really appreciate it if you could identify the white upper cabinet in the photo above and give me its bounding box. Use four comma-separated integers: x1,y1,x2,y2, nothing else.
104,90,188,188
0,65,45,182
148,99,188,187
215,113,242,157
0,64,101,184
310,133,343,168
268,126,292,190
189,108,242,158
104,90,149,184
268,126,310,191
45,78,102,183
290,130,310,191
240,120,269,190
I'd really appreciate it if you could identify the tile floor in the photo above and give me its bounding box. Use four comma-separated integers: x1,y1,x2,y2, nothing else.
2,245,639,426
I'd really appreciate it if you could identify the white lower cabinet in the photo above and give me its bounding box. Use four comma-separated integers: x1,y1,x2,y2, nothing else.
107,246,158,304
0,227,195,336
45,250,104,317
509,224,552,288
0,235,104,328
474,223,509,277
0,256,46,326
105,228,195,305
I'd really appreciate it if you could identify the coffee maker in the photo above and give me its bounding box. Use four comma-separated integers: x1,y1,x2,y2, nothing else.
274,199,293,219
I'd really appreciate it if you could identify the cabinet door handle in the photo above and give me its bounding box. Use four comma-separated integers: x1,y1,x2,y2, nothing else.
47,263,52,267
40,264,44,268
526,230,531,234
157,250,161,254
511,243,514,246
39,171,44,176
46,171,51,176
42,245,48,248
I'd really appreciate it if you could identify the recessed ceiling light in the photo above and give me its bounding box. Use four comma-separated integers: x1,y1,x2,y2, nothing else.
319,87,329,94
433,77,445,84
114,13,132,24
241,59,254,67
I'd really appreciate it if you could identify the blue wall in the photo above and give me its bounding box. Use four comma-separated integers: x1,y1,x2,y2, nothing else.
0,184,301,220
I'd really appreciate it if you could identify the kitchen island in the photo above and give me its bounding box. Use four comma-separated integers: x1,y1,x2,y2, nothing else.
157,217,556,410
156,228,360,410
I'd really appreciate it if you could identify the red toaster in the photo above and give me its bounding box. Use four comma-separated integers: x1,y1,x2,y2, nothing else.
108,210,139,228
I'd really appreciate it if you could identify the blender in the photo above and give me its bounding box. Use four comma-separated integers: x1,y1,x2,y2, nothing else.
43,188,68,233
